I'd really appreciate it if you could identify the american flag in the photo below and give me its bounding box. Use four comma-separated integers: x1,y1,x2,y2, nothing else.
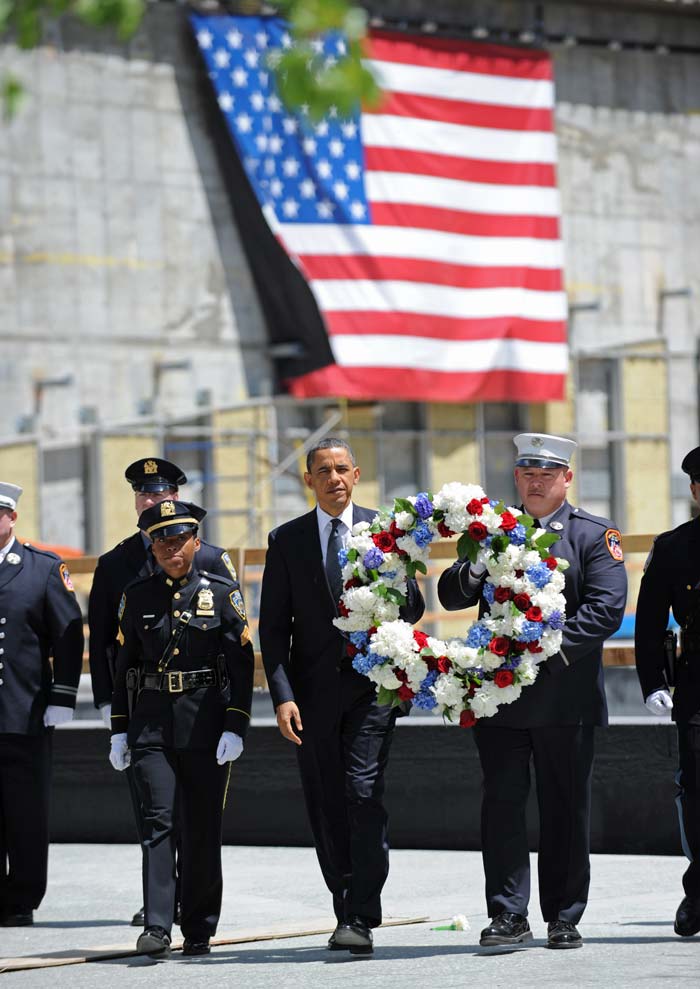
191,14,567,403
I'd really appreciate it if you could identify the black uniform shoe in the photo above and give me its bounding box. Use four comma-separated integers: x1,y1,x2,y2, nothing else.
182,937,211,956
131,906,145,927
479,912,533,946
674,896,700,937
136,926,171,957
332,916,374,955
547,920,583,949
0,911,33,927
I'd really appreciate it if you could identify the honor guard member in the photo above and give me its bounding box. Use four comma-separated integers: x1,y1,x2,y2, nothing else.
635,445,700,937
108,500,254,958
438,435,627,950
0,482,83,927
88,456,240,926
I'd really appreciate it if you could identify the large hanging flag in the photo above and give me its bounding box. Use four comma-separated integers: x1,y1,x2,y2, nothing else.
191,14,567,402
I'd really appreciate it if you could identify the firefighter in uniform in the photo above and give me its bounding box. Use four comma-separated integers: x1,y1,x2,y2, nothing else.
109,499,254,957
635,445,700,937
0,482,83,927
88,457,241,926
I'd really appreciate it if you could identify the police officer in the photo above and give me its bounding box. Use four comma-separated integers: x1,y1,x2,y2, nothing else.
0,482,83,927
635,445,700,937
438,434,627,949
109,499,254,957
88,456,240,926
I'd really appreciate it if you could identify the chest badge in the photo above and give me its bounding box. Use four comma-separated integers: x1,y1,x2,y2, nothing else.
196,587,215,616
550,521,563,531
5,552,20,565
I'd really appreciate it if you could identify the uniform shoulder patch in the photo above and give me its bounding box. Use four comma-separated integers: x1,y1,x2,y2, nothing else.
229,588,247,620
118,593,126,621
605,528,624,561
221,551,238,582
59,562,75,592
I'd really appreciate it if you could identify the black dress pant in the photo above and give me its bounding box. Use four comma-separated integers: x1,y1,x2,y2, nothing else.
475,723,595,924
675,723,700,899
296,674,397,928
131,745,228,939
0,731,52,912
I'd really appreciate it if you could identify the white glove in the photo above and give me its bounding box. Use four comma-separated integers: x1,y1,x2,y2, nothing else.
99,703,112,728
43,705,74,727
216,731,244,765
109,733,131,771
645,689,673,716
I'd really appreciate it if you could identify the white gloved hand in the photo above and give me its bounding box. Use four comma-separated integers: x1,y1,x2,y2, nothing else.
43,705,74,727
216,731,244,765
99,703,112,728
645,689,673,716
109,733,131,771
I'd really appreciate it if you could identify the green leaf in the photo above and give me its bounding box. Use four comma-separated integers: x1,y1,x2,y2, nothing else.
412,560,428,576
373,582,388,599
490,534,508,555
456,532,477,564
535,533,560,550
376,684,399,708
393,498,416,515
347,548,358,562
1,74,24,120
385,587,406,605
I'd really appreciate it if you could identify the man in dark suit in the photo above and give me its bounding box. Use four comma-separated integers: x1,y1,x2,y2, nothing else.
635,445,700,937
0,482,84,927
259,438,424,955
109,499,254,957
438,434,627,949
88,457,238,925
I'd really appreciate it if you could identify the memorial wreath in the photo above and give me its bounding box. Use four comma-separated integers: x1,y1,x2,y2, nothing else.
332,483,569,727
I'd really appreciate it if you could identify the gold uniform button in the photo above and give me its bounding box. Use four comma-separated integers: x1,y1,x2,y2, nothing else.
174,610,181,618
174,593,181,600
174,648,180,656
202,623,208,629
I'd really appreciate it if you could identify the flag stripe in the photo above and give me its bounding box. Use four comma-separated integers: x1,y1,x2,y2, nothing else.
366,171,561,217
367,35,554,82
368,204,560,238
363,147,557,186
324,311,567,344
300,255,564,291
368,90,554,132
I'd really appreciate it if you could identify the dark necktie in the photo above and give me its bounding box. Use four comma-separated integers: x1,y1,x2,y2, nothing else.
532,518,541,528
326,518,344,604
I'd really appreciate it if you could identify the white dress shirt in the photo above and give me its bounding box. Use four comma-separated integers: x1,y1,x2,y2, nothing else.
316,502,354,565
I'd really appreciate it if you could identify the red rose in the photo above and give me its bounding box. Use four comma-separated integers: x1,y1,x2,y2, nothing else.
389,520,405,538
513,593,531,612
345,642,358,658
515,569,524,578
544,556,558,570
527,641,543,653
397,684,415,701
489,636,511,657
468,521,488,541
393,667,408,683
372,530,396,553
338,601,350,617
413,630,430,650
437,520,456,537
368,626,377,636
459,709,477,728
494,669,515,688
467,682,477,698
344,577,362,590
494,586,511,604
466,498,483,515
481,497,490,504
437,656,452,674
499,511,518,532
512,641,528,654
425,655,439,672
525,606,543,622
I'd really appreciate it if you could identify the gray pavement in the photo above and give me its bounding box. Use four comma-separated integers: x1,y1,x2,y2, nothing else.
1,844,696,986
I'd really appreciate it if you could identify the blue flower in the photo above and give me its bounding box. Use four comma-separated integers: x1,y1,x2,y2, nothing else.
421,669,439,689
546,610,566,631
412,689,438,711
483,582,496,604
412,522,434,548
414,492,434,520
352,651,386,676
518,621,543,643
363,547,384,570
338,548,349,567
508,523,526,546
466,624,492,649
525,563,551,589
349,631,370,648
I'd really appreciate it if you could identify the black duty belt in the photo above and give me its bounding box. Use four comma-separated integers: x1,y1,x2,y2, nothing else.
142,668,219,694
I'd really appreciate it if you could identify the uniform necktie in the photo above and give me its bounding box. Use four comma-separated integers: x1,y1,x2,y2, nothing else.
326,518,344,604
532,518,541,528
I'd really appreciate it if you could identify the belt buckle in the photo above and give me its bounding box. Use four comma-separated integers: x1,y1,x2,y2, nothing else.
167,671,184,693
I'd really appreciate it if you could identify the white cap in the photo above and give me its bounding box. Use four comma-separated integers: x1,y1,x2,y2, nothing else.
0,482,23,511
513,433,577,468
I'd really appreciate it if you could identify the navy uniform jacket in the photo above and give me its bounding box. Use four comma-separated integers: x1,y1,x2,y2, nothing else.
259,505,425,727
0,542,84,735
89,531,239,708
438,501,628,727
635,516,700,723
111,568,254,748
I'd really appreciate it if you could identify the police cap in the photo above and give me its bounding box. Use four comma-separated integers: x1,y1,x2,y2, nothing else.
681,446,700,482
0,482,22,511
125,458,186,493
514,433,577,469
138,500,206,540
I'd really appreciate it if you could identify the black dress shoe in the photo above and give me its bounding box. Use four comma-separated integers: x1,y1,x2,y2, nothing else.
0,910,33,927
131,906,145,927
547,920,582,949
675,896,700,937
182,937,210,956
136,926,171,957
479,912,532,946
332,916,374,955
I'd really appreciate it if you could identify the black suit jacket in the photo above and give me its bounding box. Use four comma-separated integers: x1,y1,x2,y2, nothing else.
438,501,627,728
259,505,425,728
88,531,238,708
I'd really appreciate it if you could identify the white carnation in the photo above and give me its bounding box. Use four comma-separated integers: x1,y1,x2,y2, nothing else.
395,510,415,531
